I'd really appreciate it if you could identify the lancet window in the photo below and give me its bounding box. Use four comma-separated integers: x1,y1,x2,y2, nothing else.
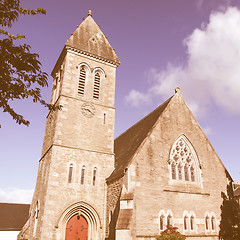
93,167,97,186
184,216,188,230
211,216,215,230
169,135,200,183
167,215,172,226
93,72,101,99
190,216,194,230
81,165,86,185
205,216,209,230
68,164,73,183
78,66,86,96
160,215,164,230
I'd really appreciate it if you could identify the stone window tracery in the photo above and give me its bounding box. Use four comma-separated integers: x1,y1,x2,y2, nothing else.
169,135,200,183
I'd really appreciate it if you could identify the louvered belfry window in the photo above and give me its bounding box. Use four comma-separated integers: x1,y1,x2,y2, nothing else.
93,72,100,99
78,67,86,96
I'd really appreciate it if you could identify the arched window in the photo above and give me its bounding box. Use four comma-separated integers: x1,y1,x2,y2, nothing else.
78,67,86,96
171,163,176,180
211,216,215,230
205,216,209,230
81,165,86,185
160,215,164,230
178,164,182,180
184,216,188,230
184,164,189,181
93,167,97,186
93,72,100,99
190,166,195,182
190,216,194,230
68,164,73,183
167,215,172,226
169,135,200,183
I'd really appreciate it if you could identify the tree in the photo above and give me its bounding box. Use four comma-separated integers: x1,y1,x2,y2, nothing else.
156,225,186,240
219,178,240,240
0,0,57,127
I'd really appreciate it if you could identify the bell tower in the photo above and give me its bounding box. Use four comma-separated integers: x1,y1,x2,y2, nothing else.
18,10,120,240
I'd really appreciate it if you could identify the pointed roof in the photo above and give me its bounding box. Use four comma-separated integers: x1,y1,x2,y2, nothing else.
66,10,120,65
107,96,172,182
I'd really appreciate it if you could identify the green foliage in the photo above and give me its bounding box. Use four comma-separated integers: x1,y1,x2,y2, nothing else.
219,180,240,240
156,225,186,240
0,0,57,126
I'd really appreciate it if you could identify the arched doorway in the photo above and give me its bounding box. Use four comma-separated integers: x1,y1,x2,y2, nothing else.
65,214,88,240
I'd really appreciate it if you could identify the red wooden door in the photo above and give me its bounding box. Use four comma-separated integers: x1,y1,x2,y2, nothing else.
65,214,88,240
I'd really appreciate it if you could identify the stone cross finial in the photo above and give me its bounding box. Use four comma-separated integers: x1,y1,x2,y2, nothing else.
88,10,92,16
175,87,181,94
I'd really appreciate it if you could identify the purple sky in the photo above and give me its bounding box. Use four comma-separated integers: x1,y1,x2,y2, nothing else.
0,0,240,203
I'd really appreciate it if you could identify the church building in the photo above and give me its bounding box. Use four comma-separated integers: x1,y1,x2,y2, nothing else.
18,11,230,240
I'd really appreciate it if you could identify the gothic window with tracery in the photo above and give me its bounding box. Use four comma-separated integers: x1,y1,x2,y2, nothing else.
78,67,86,96
171,163,176,180
169,135,200,183
93,72,101,99
178,164,183,180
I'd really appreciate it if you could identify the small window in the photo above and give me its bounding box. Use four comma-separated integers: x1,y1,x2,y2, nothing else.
171,163,176,180
78,67,86,96
160,215,164,230
81,165,86,185
184,216,188,230
205,216,209,230
93,167,97,186
211,216,215,230
190,166,195,182
93,72,100,99
167,215,172,226
68,164,73,183
184,164,189,181
190,216,194,230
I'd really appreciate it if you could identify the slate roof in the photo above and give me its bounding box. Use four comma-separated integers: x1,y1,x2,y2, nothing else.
66,14,120,65
107,96,172,182
0,203,30,231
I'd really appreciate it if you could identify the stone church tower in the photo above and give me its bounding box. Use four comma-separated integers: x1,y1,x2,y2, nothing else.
18,10,120,240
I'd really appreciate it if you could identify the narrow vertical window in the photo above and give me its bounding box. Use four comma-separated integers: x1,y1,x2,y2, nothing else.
93,72,100,99
68,164,73,183
160,215,164,230
78,67,86,96
93,167,97,186
190,216,194,230
81,165,86,185
103,113,106,124
167,215,172,226
205,216,209,230
33,201,39,236
211,216,215,230
184,216,188,230
178,164,182,180
184,164,189,181
171,163,176,180
190,166,195,182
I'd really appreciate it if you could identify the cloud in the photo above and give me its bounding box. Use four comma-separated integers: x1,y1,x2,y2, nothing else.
125,7,240,116
0,188,33,204
125,89,151,107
